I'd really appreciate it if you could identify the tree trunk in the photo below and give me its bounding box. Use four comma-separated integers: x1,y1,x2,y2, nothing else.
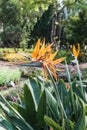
51,12,57,45
51,3,65,49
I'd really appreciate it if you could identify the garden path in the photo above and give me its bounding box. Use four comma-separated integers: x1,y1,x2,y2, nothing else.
0,61,19,69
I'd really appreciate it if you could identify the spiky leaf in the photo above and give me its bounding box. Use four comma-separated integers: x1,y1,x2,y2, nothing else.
37,89,46,128
74,98,85,130
24,83,36,124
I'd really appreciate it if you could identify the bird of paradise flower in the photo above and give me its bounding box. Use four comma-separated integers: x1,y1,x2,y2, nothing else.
16,39,65,80
72,44,80,58
72,43,84,95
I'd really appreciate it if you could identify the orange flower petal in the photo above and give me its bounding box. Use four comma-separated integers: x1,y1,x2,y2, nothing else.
45,43,53,52
42,65,48,79
52,71,58,80
73,44,77,57
36,40,53,59
40,39,45,52
72,44,80,58
48,51,58,60
41,44,53,58
31,38,66,80
45,50,52,60
48,63,58,80
37,39,46,59
51,57,65,65
32,39,40,58
77,44,80,57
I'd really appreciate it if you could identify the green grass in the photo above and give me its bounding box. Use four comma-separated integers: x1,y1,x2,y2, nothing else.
0,66,21,86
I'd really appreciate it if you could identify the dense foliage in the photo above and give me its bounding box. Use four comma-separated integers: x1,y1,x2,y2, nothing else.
63,0,87,47
30,4,53,45
0,0,55,49
0,0,21,47
0,0,87,49
31,0,87,48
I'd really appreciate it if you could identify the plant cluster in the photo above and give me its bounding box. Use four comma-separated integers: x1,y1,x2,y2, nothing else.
0,40,86,130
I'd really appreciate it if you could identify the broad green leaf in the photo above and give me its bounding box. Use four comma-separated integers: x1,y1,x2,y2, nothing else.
24,83,36,124
45,88,61,121
29,77,40,106
63,97,71,115
73,93,81,118
44,115,62,130
72,80,85,102
10,102,26,120
46,65,67,119
0,114,14,130
0,102,12,117
57,79,68,103
7,116,34,130
74,98,86,130
37,89,46,128
0,102,34,130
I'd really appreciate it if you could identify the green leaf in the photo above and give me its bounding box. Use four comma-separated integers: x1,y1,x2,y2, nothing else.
0,102,12,117
46,65,67,119
0,114,14,130
0,102,34,130
10,102,26,120
72,80,85,102
84,104,87,114
65,119,74,130
57,79,68,103
28,77,40,106
37,89,46,128
44,115,62,130
74,98,86,130
7,116,34,130
24,83,36,124
45,88,60,121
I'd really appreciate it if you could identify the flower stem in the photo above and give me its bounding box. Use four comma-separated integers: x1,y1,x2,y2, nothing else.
75,58,84,96
65,60,76,115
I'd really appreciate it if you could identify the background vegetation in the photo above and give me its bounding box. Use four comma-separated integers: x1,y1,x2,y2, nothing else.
0,0,87,50
0,66,21,86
